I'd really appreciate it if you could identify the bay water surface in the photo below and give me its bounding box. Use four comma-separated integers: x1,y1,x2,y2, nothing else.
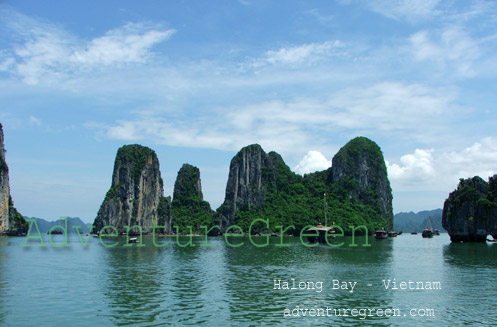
0,233,495,326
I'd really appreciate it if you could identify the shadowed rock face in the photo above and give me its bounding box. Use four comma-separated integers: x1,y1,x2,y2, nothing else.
217,144,277,231
0,123,9,232
0,123,27,235
442,175,497,242
170,163,213,233
93,144,164,234
331,137,394,229
173,164,204,204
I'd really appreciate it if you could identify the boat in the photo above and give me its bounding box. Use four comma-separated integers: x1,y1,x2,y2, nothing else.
306,225,336,244
306,193,335,244
47,230,63,235
422,229,433,238
375,229,388,239
422,217,434,238
411,232,418,235
387,231,398,237
434,229,440,235
128,237,139,244
397,230,403,235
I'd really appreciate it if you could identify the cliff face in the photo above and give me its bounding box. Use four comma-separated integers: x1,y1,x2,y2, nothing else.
217,137,394,234
0,123,27,235
442,175,497,242
331,137,393,229
171,163,213,233
157,196,172,234
0,123,9,232
218,144,276,231
93,145,164,234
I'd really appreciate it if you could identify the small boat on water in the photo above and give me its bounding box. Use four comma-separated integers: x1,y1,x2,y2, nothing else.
434,229,440,235
422,217,434,238
306,193,335,244
375,230,388,239
48,230,63,235
411,232,418,235
128,237,139,244
422,229,433,238
387,231,398,237
306,225,336,244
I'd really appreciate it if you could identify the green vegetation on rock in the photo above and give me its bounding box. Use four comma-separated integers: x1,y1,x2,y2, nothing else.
92,137,393,236
221,137,393,235
171,164,213,234
116,144,155,185
9,196,28,231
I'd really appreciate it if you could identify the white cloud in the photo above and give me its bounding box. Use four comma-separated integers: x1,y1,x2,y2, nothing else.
252,41,345,68
388,137,497,191
70,23,175,66
86,81,461,156
106,121,143,141
409,27,480,77
440,137,497,180
387,149,435,182
326,82,459,139
294,151,331,175
387,138,497,211
367,0,441,21
28,115,42,126
0,10,174,84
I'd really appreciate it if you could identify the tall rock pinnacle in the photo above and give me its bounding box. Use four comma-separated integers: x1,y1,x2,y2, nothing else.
331,137,394,229
0,123,27,234
93,144,164,233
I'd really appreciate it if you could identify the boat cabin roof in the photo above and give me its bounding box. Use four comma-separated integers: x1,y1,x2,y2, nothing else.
306,225,334,232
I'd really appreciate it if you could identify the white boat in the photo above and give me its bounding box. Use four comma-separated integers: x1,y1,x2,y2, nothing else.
306,193,335,244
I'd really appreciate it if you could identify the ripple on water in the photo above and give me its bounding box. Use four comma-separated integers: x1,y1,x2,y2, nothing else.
0,234,495,326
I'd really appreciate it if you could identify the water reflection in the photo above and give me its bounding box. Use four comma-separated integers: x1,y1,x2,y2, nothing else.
100,237,165,326
443,242,497,268
167,238,209,325
1,233,494,326
442,242,497,325
99,236,233,326
158,236,231,326
0,240,7,325
221,236,395,327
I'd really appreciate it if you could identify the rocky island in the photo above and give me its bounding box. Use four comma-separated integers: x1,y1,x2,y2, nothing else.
92,144,166,234
170,163,213,234
92,145,213,235
0,123,28,235
442,175,497,242
215,137,393,235
92,137,393,236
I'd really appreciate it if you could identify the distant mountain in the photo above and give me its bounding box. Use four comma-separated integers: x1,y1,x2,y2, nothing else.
394,209,445,233
26,217,90,234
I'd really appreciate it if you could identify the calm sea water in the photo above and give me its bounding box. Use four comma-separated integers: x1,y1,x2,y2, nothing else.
0,233,495,326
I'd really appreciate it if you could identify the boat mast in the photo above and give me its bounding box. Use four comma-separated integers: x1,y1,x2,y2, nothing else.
427,216,433,230
324,193,328,226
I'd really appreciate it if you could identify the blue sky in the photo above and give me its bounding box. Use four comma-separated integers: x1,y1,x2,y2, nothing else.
1,0,496,223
